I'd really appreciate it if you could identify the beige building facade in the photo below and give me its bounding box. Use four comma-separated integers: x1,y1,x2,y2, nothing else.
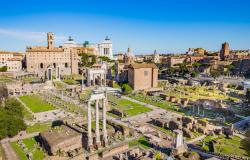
26,32,79,78
0,51,23,72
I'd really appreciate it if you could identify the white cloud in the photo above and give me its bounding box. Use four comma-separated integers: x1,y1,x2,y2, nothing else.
0,28,67,43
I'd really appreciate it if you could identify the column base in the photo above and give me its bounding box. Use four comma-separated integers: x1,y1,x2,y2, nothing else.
95,142,101,149
88,144,94,153
102,140,108,147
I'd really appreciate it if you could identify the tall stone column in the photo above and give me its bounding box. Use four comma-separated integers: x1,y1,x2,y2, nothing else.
102,98,108,146
56,66,60,81
95,100,100,146
87,101,93,149
197,105,200,115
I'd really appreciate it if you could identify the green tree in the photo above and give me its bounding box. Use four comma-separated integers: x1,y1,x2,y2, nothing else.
210,70,221,79
246,88,250,102
225,64,235,76
80,53,97,67
0,98,26,140
90,55,96,65
191,71,199,77
99,56,111,62
176,62,189,76
166,67,176,77
0,66,7,72
154,151,162,160
241,129,250,156
192,62,201,69
121,84,133,95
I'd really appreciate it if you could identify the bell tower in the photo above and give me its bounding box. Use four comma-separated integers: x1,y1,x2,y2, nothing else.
47,32,54,49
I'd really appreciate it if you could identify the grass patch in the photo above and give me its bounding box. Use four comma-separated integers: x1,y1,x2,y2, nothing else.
129,93,181,113
0,75,13,83
108,94,152,116
21,77,40,83
164,85,239,102
107,112,121,118
198,135,248,157
26,123,51,133
0,145,4,158
42,93,87,116
19,94,55,113
10,142,27,160
129,136,151,149
11,137,44,160
215,135,247,156
21,106,34,121
152,125,175,137
63,79,79,85
54,81,67,90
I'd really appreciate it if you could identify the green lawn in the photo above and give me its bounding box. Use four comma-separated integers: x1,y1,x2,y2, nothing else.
152,125,175,137
63,79,79,85
21,106,34,121
26,123,52,133
169,85,238,101
54,81,67,90
19,94,55,113
21,77,40,83
129,136,151,149
129,93,181,113
107,112,120,118
215,135,247,156
198,135,248,157
11,142,27,160
0,76,13,83
43,93,87,116
108,94,152,116
0,145,4,159
11,137,44,160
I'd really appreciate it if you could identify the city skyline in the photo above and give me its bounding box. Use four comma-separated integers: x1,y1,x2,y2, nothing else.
0,0,250,54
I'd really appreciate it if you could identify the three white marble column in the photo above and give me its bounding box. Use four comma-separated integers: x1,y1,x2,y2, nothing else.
87,98,107,149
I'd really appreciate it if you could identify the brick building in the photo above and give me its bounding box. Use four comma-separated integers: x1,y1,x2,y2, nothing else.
128,63,158,90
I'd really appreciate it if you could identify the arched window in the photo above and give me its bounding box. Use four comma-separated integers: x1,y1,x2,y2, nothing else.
53,63,56,68
40,63,43,69
65,63,68,68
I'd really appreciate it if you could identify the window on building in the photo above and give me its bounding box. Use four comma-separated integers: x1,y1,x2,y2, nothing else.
53,63,56,68
40,63,43,69
144,71,148,76
65,63,68,68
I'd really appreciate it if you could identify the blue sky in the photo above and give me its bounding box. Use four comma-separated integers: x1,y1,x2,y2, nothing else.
0,0,249,54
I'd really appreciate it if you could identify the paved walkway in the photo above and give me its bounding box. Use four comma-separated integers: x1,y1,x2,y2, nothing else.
0,131,39,144
187,135,206,144
1,143,20,160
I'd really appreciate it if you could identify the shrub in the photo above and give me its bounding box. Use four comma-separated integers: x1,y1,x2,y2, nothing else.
0,66,7,72
121,84,133,95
